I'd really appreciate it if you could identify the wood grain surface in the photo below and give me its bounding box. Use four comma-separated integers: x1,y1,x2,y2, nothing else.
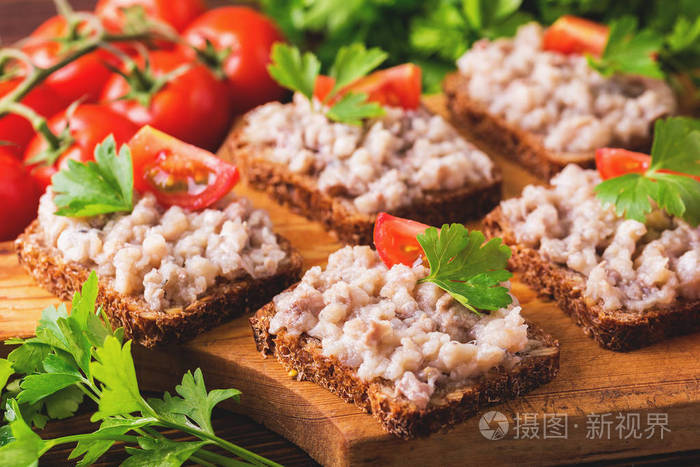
1,96,699,466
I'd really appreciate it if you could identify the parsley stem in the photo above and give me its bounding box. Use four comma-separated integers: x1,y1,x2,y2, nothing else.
40,433,139,455
76,380,100,405
156,419,282,467
194,448,256,467
190,454,218,467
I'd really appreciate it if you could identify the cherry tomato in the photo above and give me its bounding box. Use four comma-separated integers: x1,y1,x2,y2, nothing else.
24,104,139,190
22,15,116,107
96,0,205,33
128,125,239,210
373,212,431,268
314,64,422,110
596,148,700,182
181,6,286,113
101,50,232,151
542,15,609,57
0,79,64,157
0,148,41,241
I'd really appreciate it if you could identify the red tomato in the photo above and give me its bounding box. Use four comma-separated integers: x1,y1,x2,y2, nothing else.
24,104,139,190
22,15,116,106
0,79,64,157
542,15,609,57
373,212,431,268
181,6,286,113
596,148,700,182
101,50,232,151
313,64,422,110
0,148,41,241
96,0,205,33
128,125,239,210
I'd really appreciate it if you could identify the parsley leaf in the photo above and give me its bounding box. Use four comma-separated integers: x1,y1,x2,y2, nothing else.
327,92,385,125
588,16,664,79
123,438,207,467
90,337,151,421
52,135,134,218
267,43,321,101
327,44,387,97
167,368,240,435
0,400,44,466
416,224,513,314
595,117,700,226
0,360,12,398
268,43,389,125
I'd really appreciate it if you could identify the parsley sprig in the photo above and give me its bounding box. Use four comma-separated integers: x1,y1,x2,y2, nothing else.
0,273,279,467
587,16,664,79
268,43,387,125
416,224,513,314
51,135,134,217
595,117,700,226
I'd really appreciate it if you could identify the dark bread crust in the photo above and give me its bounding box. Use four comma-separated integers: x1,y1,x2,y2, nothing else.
443,72,655,180
226,124,503,245
250,294,560,439
16,220,304,348
483,206,700,351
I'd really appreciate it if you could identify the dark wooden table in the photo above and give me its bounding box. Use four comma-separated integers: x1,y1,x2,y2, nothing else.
0,1,316,465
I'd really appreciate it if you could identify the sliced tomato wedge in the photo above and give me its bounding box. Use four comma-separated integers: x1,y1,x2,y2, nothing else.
542,15,609,57
596,148,700,182
313,63,422,110
373,212,431,268
128,126,239,210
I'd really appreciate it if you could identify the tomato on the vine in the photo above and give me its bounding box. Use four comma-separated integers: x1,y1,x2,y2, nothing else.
22,15,116,106
0,78,64,157
0,148,41,241
128,125,239,210
181,6,286,113
596,148,700,182
24,104,138,189
314,64,422,110
101,50,232,151
373,212,430,268
96,0,206,33
542,15,609,57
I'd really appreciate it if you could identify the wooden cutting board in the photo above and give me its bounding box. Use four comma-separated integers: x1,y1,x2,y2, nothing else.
1,97,698,466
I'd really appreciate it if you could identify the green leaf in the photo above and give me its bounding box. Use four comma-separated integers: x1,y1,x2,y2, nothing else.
147,392,189,425
52,135,134,217
416,224,513,313
0,400,44,467
7,343,51,375
595,116,700,226
648,118,700,175
42,385,84,420
169,368,240,434
327,92,385,125
34,304,70,351
17,373,82,406
328,43,387,97
595,173,657,223
267,43,321,100
122,438,207,467
588,16,664,79
652,173,700,226
69,418,157,467
0,360,12,396
90,337,150,421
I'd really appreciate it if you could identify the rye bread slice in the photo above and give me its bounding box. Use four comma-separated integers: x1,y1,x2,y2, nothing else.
224,123,502,245
250,293,560,439
16,220,304,348
483,206,700,351
443,72,656,180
